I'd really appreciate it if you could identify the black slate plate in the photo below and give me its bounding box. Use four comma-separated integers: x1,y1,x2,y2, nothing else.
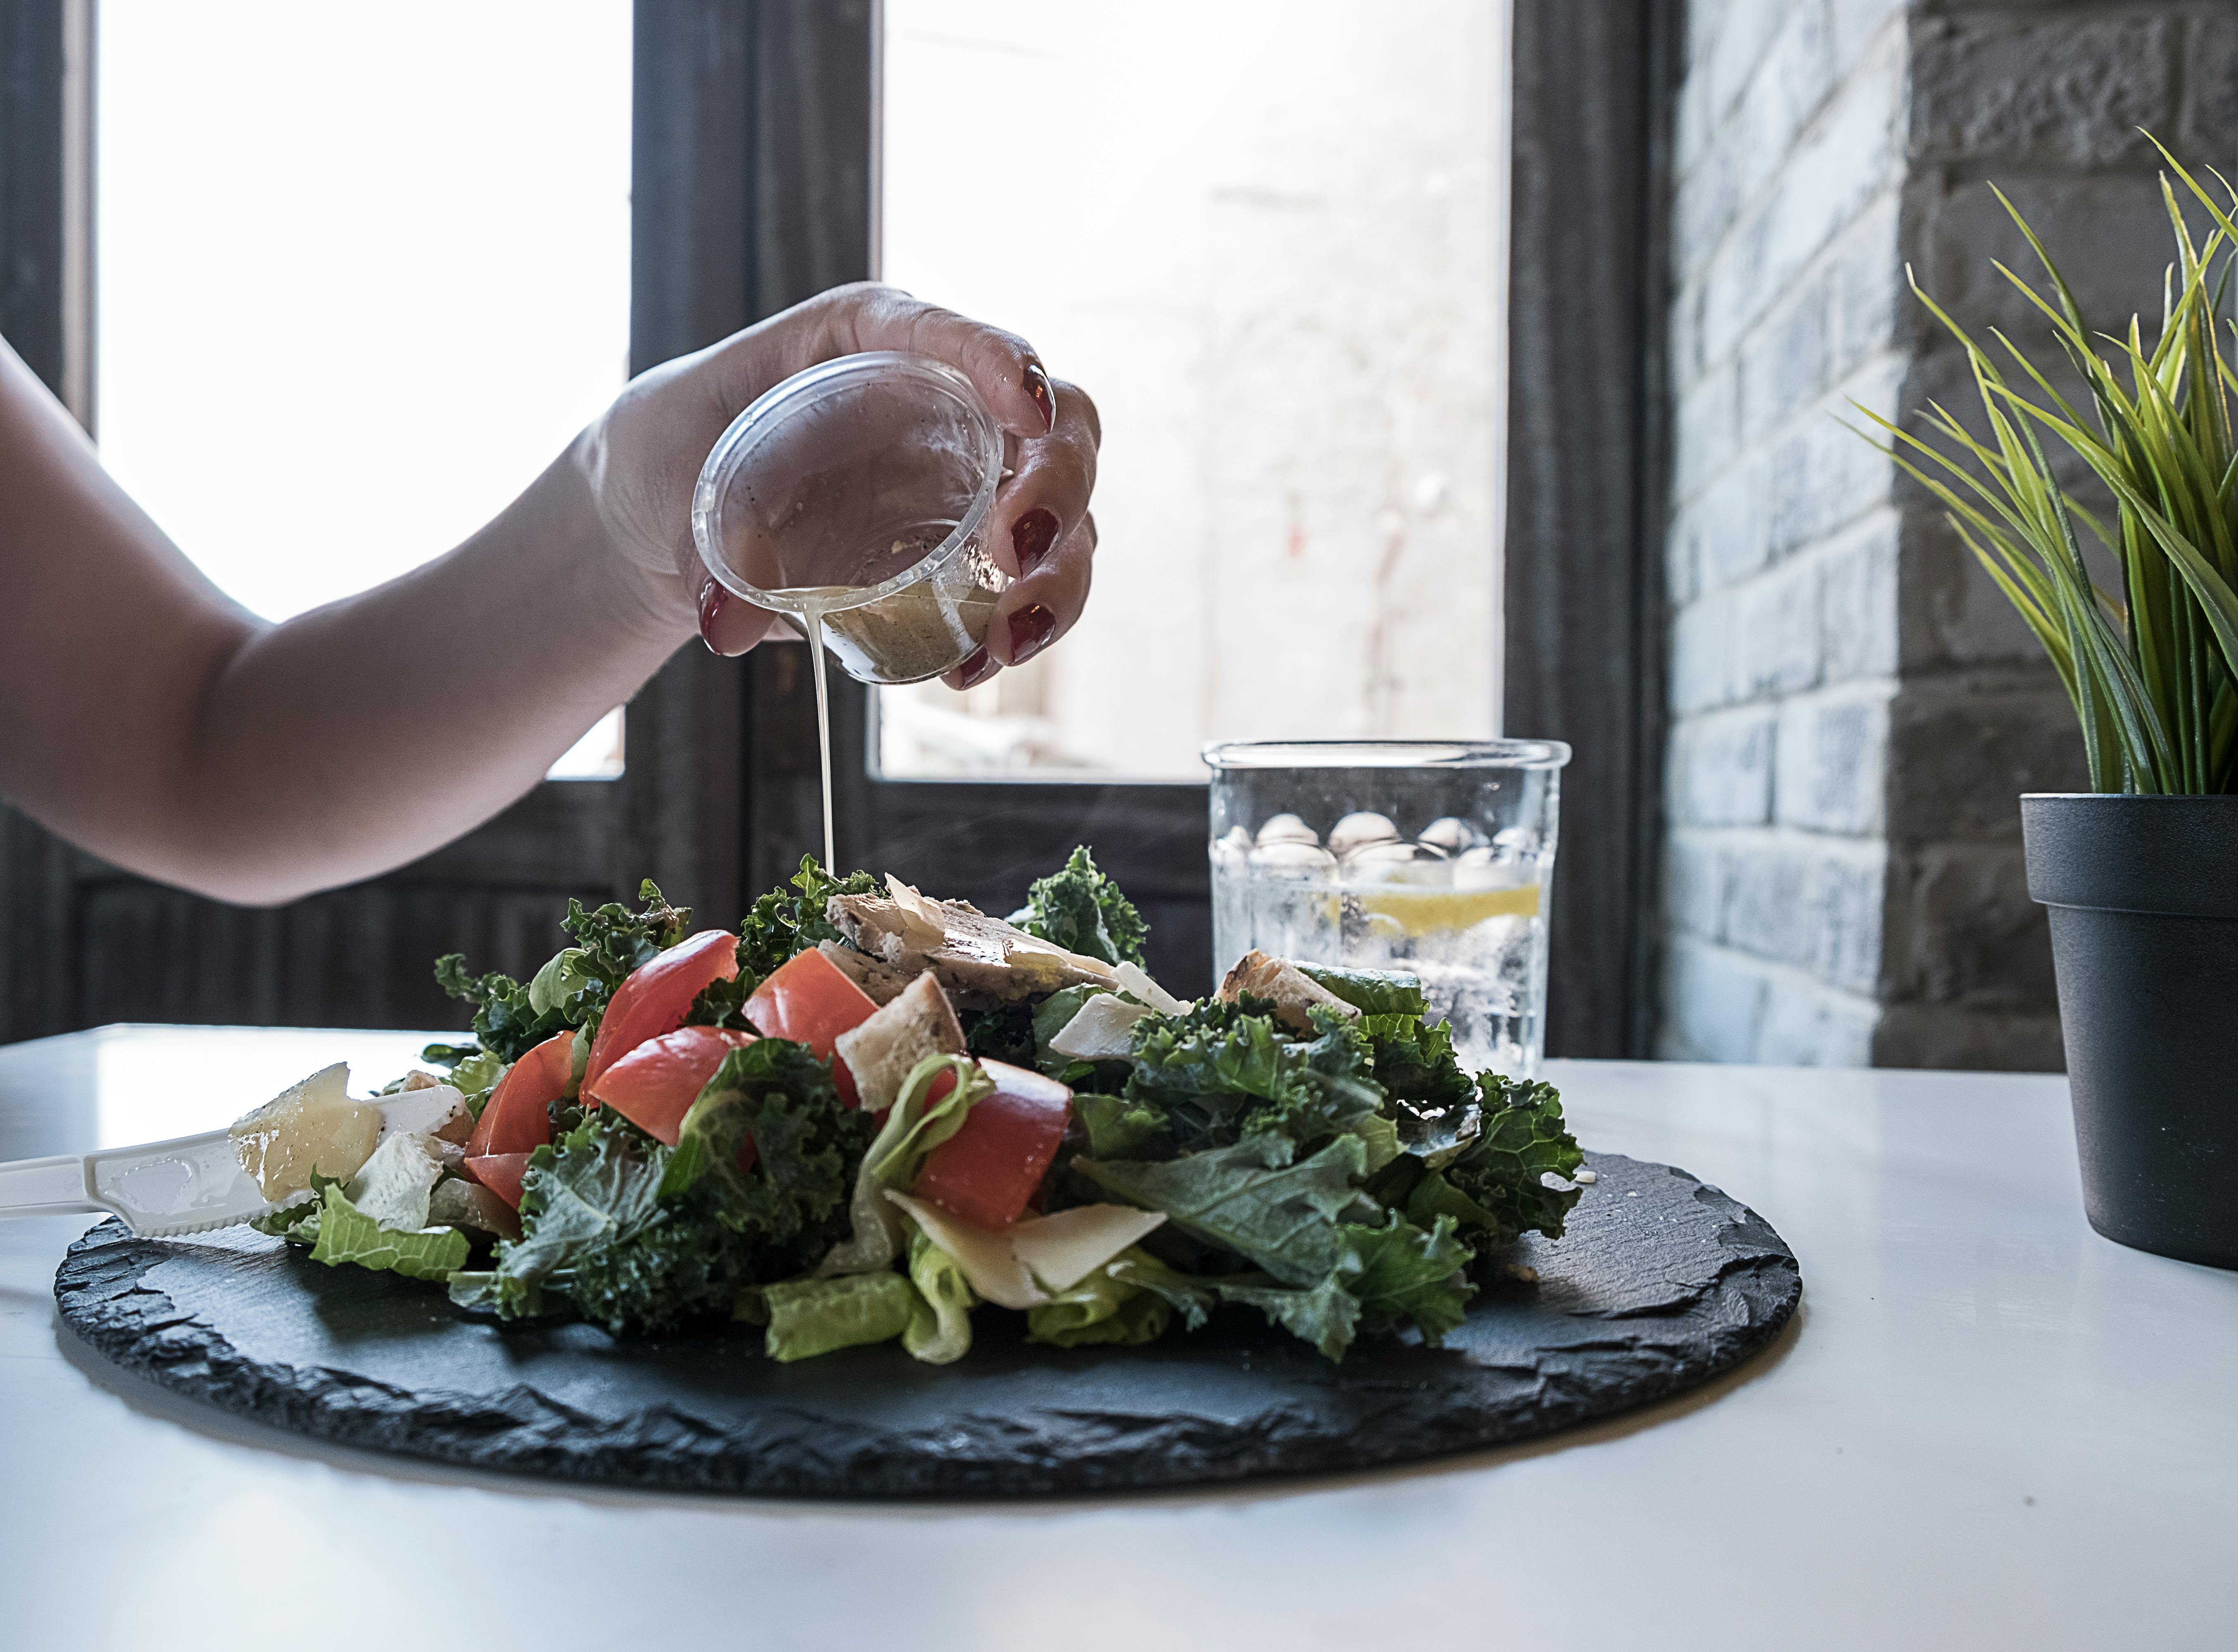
54,1151,1799,1497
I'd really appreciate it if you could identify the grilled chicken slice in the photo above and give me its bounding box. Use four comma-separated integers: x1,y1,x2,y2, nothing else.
1218,949,1361,1032
827,878,1114,1005
816,940,921,1007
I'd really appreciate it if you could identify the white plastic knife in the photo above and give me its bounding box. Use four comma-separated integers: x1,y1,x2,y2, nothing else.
0,1127,280,1237
0,1081,468,1238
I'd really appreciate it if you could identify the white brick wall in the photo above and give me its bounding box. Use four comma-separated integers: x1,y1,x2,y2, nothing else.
1657,0,2234,1068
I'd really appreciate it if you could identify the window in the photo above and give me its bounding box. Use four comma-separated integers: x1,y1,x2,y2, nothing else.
94,0,632,777
877,0,1509,779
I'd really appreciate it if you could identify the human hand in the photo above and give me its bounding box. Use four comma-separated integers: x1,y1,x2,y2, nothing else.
583,282,1100,686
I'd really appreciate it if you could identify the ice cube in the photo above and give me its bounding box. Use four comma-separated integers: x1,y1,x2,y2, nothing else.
1255,813,1319,848
1419,816,1487,854
1328,811,1400,857
1210,825,1254,866
1341,839,1451,885
1249,839,1337,875
1455,843,1537,893
1493,826,1540,857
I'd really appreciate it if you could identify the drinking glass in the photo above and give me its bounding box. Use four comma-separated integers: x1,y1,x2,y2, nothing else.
1203,739,1572,1077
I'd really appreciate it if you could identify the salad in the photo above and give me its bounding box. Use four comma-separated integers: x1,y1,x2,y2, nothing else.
228,848,1587,1364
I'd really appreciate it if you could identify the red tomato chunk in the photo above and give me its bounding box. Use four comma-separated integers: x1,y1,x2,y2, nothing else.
743,947,878,1106
581,929,742,1095
465,1030,573,1159
589,1025,760,1146
912,1059,1071,1231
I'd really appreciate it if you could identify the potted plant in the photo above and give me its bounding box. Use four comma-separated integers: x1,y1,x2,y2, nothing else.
1861,142,2238,1270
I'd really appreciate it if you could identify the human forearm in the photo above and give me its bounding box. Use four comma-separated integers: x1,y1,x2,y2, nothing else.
155,436,682,903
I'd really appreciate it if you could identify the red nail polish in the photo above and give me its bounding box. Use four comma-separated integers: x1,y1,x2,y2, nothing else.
698,581,731,653
1012,507,1059,575
955,646,1000,689
1007,603,1057,665
1023,360,1056,432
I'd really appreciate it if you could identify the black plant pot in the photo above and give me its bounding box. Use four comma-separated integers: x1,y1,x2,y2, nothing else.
2022,794,2238,1270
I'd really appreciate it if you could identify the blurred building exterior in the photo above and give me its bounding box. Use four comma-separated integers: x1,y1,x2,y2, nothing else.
1659,1,2236,1067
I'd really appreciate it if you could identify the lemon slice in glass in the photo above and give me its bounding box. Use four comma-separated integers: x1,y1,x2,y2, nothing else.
1355,883,1540,936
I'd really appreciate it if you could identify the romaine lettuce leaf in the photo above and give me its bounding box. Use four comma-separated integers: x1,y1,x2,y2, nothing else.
1294,962,1426,1018
1026,1265,1170,1348
819,1055,992,1277
763,1270,919,1362
308,1182,469,1282
902,1228,977,1364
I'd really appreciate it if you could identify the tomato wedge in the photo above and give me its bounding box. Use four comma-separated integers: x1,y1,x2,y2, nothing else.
911,1059,1071,1231
743,947,878,1106
581,928,742,1096
589,1024,760,1146
465,1030,574,1158
463,1151,535,1211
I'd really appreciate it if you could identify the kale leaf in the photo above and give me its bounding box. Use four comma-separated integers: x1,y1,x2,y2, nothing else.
738,856,877,988
1441,1073,1585,1244
433,880,691,1062
1011,845,1148,967
663,1038,872,1257
1123,998,1381,1154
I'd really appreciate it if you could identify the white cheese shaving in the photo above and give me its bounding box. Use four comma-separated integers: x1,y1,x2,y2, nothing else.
345,1130,448,1232
1112,962,1188,1016
885,1191,1046,1308
883,1191,1167,1307
1007,1203,1167,1293
883,876,952,949
1048,992,1153,1060
228,1063,385,1199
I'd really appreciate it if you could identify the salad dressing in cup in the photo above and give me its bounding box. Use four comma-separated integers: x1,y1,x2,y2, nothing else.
692,352,1010,865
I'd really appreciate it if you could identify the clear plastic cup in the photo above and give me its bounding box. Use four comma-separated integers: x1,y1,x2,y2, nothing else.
691,351,1009,685
1203,739,1573,1077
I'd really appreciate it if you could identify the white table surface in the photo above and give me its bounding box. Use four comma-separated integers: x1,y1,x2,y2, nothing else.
1,1025,2231,1652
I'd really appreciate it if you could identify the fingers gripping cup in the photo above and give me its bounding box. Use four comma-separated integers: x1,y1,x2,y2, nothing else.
691,352,1010,684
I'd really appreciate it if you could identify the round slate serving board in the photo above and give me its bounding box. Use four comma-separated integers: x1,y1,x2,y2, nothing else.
55,1151,1799,1497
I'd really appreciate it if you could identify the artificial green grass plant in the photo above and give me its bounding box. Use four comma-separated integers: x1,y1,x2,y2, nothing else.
1856,138,2238,795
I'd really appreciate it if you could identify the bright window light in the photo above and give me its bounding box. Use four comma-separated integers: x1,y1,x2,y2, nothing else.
95,0,634,779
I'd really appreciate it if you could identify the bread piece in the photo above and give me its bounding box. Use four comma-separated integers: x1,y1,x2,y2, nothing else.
833,971,968,1112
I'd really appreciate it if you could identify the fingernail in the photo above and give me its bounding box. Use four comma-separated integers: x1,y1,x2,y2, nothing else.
1006,603,1057,665
955,646,1000,689
698,581,731,653
1011,507,1059,575
1023,359,1056,432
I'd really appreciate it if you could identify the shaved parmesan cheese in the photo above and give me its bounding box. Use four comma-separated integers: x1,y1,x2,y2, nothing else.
883,876,951,949
1048,992,1153,1060
884,1191,1167,1306
1008,1203,1167,1294
1112,962,1188,1016
886,1190,1046,1308
374,1084,469,1142
230,1063,385,1199
345,1130,448,1232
